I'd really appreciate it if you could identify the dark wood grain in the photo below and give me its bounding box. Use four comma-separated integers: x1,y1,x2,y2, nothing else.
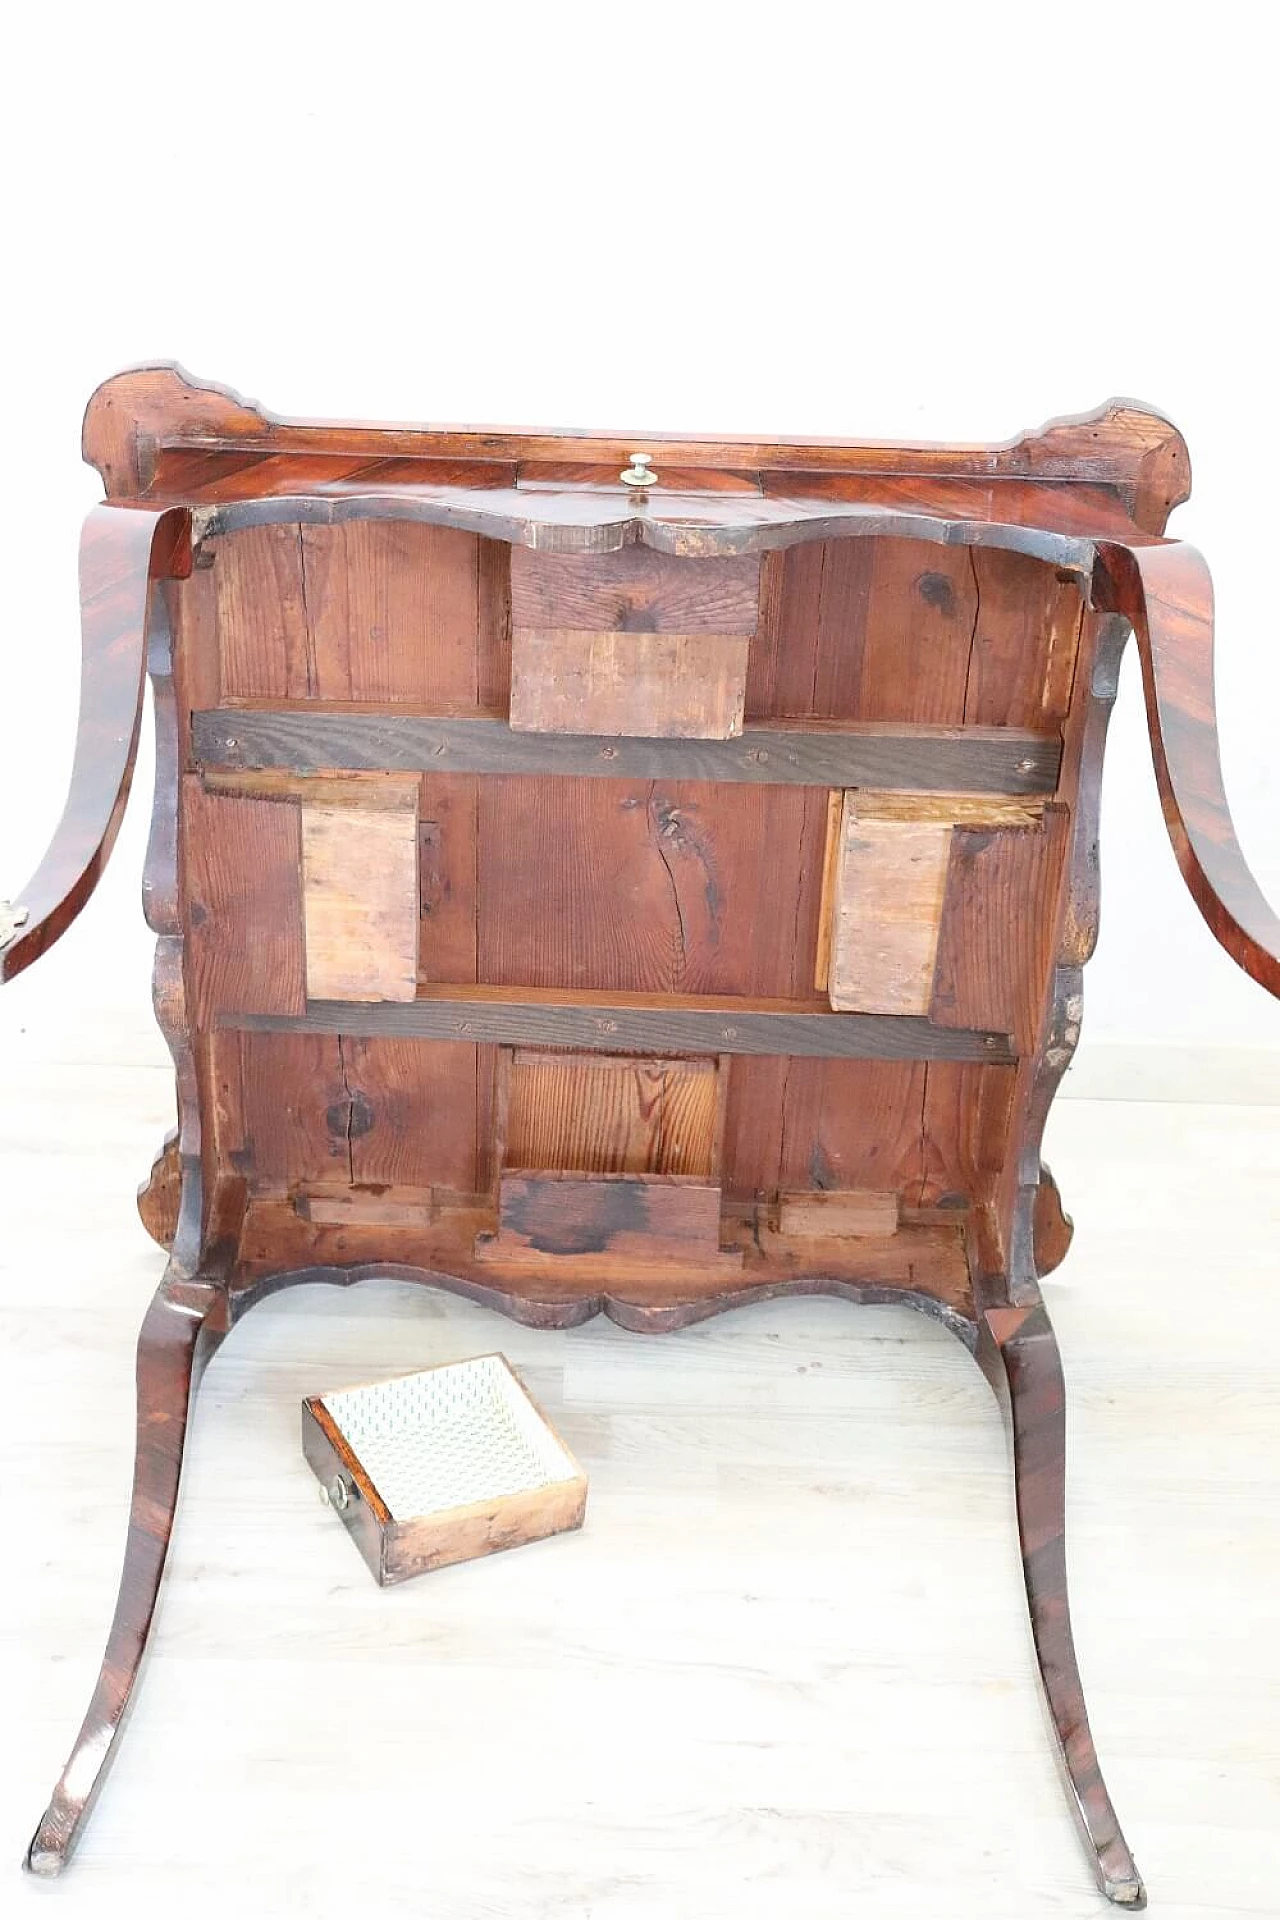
990,612,1129,1305
1,504,190,980
233,990,1015,1062
1097,539,1280,997
192,708,1063,792
83,365,1189,531
24,1276,229,1876
979,1304,1146,1908
484,1170,734,1267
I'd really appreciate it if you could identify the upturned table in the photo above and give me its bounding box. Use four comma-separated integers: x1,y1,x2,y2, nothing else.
6,369,1277,1905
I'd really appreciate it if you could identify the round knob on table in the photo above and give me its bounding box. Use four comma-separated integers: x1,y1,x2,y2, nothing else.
620,452,657,488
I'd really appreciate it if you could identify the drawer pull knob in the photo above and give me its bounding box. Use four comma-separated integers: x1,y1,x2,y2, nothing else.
620,451,656,490
319,1474,353,1512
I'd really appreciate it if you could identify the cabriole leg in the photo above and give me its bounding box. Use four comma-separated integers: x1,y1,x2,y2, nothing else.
24,1274,226,1875
979,1301,1145,1908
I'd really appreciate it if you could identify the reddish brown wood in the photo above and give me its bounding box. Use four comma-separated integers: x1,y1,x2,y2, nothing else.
184,778,306,1020
14,371,1278,1904
1,504,190,980
930,809,1070,1051
81,365,1189,531
212,521,492,706
1096,540,1280,996
24,1275,230,1877
979,1304,1145,1907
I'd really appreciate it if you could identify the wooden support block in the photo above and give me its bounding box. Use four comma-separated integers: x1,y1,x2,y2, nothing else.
848,791,1046,828
510,546,760,635
203,769,419,810
294,1185,437,1227
301,799,419,1001
828,797,953,1015
477,1170,741,1272
509,629,751,738
775,1188,900,1238
509,547,759,738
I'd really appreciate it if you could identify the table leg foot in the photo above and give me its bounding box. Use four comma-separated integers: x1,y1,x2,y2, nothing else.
979,1300,1145,1908
23,1274,225,1875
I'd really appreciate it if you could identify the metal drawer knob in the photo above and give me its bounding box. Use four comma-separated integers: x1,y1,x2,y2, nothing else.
319,1474,353,1512
620,452,656,489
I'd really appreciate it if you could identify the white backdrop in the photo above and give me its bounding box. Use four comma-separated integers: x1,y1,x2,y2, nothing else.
2,1,1278,1094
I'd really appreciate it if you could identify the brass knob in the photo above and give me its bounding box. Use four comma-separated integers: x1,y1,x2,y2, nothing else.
620,452,657,489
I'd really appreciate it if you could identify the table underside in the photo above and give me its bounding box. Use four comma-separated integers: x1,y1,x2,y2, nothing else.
29,375,1220,1906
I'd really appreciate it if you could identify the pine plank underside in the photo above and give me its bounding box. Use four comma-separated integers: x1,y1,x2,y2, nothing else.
176,521,1077,1251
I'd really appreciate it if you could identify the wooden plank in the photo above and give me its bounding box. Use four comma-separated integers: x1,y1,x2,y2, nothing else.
418,773,479,984
510,547,760,634
500,1050,721,1178
193,708,1063,793
929,810,1070,1051
828,801,953,1015
171,561,220,766
203,769,419,808
911,1061,1017,1209
481,1170,738,1269
964,547,1085,729
222,1031,351,1190
848,791,1045,827
212,522,486,706
476,536,512,711
478,776,685,992
746,537,976,723
295,1186,436,1226
298,522,483,705
775,1189,900,1237
301,803,419,1002
220,1031,482,1196
745,541,838,718
509,630,750,738
773,1058,931,1201
231,989,1014,1062
183,777,306,1020
213,524,313,700
476,779,825,998
342,1037,480,1194
856,544,977,723
813,789,844,992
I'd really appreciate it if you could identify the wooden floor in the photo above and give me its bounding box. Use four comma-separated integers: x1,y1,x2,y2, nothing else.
2,1048,1277,1918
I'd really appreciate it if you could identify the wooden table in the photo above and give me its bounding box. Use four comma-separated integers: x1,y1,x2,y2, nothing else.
5,368,1277,1906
